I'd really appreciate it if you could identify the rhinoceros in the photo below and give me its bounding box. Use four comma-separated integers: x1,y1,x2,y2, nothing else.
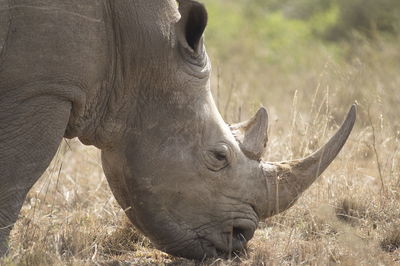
0,0,355,259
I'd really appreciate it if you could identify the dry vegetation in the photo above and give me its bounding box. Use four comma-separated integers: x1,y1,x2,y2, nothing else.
2,3,400,266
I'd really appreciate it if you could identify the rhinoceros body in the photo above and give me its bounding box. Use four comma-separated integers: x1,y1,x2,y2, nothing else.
0,0,355,259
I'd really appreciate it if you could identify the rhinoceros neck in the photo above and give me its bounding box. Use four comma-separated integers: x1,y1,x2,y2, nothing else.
79,1,213,150
106,0,180,83
78,0,181,148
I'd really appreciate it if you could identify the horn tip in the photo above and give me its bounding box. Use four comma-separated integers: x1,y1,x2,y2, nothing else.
257,106,268,119
347,104,357,126
350,103,357,113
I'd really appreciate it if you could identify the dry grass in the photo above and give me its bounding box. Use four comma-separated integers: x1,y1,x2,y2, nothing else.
1,35,400,266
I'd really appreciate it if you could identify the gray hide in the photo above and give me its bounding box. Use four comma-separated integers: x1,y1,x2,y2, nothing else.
0,0,356,259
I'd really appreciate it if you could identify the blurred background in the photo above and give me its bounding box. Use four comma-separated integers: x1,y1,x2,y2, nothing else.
203,0,399,126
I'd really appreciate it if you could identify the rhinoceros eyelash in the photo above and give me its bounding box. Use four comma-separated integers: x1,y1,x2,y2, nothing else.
212,150,227,161
205,149,227,162
203,148,230,172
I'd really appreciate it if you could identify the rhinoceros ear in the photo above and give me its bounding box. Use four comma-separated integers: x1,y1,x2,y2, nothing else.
177,0,208,53
230,107,269,160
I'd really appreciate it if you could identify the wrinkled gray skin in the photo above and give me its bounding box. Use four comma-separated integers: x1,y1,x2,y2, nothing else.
0,0,356,259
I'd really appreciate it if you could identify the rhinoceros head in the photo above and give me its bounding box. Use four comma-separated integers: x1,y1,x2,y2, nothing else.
99,0,356,259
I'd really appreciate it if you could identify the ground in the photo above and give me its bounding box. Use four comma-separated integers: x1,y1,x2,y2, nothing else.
2,53,400,264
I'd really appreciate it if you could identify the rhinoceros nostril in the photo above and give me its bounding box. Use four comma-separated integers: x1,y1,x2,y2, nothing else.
229,226,252,253
219,221,256,255
232,227,247,243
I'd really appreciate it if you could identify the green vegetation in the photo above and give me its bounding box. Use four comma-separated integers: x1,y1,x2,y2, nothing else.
204,0,338,66
203,0,400,66
205,0,400,46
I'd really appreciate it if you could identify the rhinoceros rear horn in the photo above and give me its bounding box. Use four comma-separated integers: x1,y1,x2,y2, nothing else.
230,107,269,160
177,0,208,52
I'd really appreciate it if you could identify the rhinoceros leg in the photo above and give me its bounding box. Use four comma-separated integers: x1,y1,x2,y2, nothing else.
0,93,71,256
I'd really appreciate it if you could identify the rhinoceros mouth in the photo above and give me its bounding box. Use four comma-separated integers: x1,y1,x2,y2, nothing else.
159,216,257,259
164,233,249,259
192,217,257,259
216,221,256,252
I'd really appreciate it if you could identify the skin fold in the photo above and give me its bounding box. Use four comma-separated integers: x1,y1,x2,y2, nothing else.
0,0,356,259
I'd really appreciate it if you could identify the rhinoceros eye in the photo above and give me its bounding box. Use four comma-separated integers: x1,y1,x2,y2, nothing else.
213,150,227,161
203,144,231,171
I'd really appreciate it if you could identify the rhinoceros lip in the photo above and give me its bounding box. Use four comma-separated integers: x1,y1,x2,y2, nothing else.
191,216,257,258
159,215,257,259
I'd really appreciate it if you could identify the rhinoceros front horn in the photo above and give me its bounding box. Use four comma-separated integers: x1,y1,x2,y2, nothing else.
259,105,356,218
230,107,268,160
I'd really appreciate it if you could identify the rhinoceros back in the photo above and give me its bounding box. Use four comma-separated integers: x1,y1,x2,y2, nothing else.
0,0,109,88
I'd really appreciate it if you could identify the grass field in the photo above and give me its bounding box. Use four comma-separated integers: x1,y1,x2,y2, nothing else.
1,1,400,265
